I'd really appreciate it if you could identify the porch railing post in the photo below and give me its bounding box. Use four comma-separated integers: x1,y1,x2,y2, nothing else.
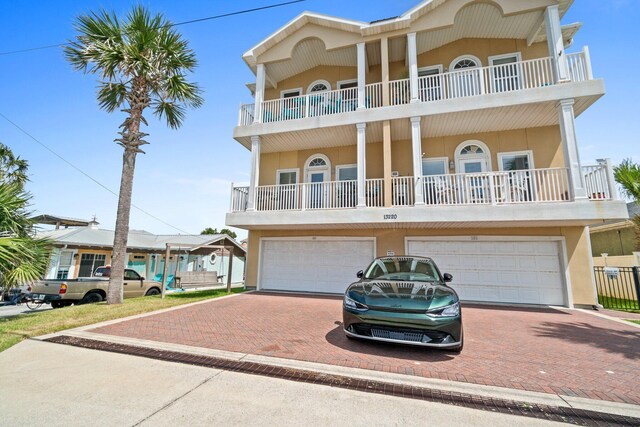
633,266,640,309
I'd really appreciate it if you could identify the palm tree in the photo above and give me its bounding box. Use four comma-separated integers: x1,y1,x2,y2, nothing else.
0,143,28,187
0,183,51,289
613,158,640,249
64,6,203,304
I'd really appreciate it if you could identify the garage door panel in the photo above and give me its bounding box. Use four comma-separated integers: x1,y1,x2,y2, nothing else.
261,239,374,294
407,239,565,306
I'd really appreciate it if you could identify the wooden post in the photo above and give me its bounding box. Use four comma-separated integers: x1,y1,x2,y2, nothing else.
226,246,234,293
161,243,171,299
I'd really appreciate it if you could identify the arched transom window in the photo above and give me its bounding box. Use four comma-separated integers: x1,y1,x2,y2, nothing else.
308,157,327,167
454,58,478,69
307,80,331,93
460,144,484,155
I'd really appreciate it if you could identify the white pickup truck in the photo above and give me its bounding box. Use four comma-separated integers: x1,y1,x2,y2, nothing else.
32,266,162,308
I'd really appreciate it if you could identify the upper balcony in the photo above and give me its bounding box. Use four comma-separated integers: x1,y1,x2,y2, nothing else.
239,50,593,127
234,48,604,152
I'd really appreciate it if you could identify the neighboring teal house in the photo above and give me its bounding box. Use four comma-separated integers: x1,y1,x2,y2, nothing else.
36,219,246,284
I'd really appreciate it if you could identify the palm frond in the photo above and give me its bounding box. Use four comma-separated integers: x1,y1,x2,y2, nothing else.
97,81,128,112
614,158,640,201
152,100,185,129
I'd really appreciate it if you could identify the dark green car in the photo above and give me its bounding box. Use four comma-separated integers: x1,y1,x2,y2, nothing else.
343,256,463,352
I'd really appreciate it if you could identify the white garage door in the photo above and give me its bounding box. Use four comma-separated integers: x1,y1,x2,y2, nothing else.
407,238,565,305
260,238,375,294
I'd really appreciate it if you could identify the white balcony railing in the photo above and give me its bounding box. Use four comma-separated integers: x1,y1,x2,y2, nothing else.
392,176,415,206
238,104,255,126
412,56,556,105
229,166,614,213
366,178,384,207
583,164,613,200
238,50,594,126
421,168,570,205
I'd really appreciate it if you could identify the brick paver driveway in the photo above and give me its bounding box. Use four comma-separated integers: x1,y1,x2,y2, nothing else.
92,292,640,405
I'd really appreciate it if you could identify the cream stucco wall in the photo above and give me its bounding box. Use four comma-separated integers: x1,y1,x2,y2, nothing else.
267,38,550,100
245,225,596,307
258,126,564,185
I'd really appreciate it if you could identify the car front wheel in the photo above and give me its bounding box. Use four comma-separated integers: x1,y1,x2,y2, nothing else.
145,288,161,296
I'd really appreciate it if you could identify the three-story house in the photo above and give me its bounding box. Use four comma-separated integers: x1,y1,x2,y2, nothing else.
227,0,628,308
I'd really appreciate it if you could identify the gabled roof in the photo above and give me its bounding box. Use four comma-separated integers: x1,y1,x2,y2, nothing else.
37,227,246,255
32,214,91,228
243,0,576,68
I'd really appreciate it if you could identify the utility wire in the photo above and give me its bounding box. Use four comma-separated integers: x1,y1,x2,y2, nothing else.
0,111,193,235
0,0,306,56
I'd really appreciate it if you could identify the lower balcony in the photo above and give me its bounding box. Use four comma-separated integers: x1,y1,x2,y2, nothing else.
227,165,628,230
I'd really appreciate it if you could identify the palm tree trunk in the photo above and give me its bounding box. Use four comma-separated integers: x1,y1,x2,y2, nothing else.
108,147,137,304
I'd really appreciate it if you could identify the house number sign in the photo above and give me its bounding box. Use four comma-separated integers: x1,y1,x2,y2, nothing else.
384,214,398,220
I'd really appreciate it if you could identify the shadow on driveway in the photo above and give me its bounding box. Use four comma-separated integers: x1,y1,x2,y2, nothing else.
533,321,640,360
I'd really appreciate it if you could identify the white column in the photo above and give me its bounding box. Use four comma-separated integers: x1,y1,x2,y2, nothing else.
410,117,425,205
254,64,266,123
356,123,367,208
407,32,419,103
544,5,569,83
357,42,366,110
246,136,261,210
602,158,618,200
557,99,586,200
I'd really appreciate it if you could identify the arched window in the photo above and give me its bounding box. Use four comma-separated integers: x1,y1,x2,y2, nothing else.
459,144,484,155
450,55,482,70
454,140,491,174
308,157,327,167
307,80,331,93
449,55,484,97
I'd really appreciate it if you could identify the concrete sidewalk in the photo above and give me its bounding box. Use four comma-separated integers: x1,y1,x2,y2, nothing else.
1,340,563,427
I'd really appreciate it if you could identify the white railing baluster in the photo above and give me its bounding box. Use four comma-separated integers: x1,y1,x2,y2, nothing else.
240,52,593,124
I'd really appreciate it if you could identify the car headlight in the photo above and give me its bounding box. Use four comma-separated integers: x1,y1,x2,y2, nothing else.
344,295,368,312
426,302,460,318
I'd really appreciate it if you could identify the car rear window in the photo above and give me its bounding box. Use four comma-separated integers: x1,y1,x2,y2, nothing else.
94,267,111,277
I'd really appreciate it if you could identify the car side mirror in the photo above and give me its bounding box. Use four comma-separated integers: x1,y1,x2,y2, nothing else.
443,273,453,283
356,270,364,279
140,277,145,281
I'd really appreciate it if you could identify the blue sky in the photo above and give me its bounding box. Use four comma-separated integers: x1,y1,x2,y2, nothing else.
1,0,638,239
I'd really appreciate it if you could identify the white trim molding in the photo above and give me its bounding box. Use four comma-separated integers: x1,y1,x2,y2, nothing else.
336,163,357,180
304,153,331,182
454,140,492,173
497,150,535,171
276,168,300,185
280,87,303,98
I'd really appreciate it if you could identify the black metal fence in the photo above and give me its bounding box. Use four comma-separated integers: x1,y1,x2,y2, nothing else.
593,266,640,311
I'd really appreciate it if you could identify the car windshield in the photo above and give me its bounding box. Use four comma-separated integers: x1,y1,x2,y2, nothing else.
364,257,440,282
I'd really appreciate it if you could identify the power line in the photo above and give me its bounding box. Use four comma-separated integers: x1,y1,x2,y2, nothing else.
0,111,193,235
0,0,306,56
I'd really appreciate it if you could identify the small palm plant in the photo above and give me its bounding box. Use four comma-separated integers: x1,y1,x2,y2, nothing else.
613,158,640,250
0,183,51,289
64,6,203,304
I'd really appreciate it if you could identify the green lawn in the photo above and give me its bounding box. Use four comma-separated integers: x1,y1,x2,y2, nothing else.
597,295,640,313
627,319,640,325
0,288,244,352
